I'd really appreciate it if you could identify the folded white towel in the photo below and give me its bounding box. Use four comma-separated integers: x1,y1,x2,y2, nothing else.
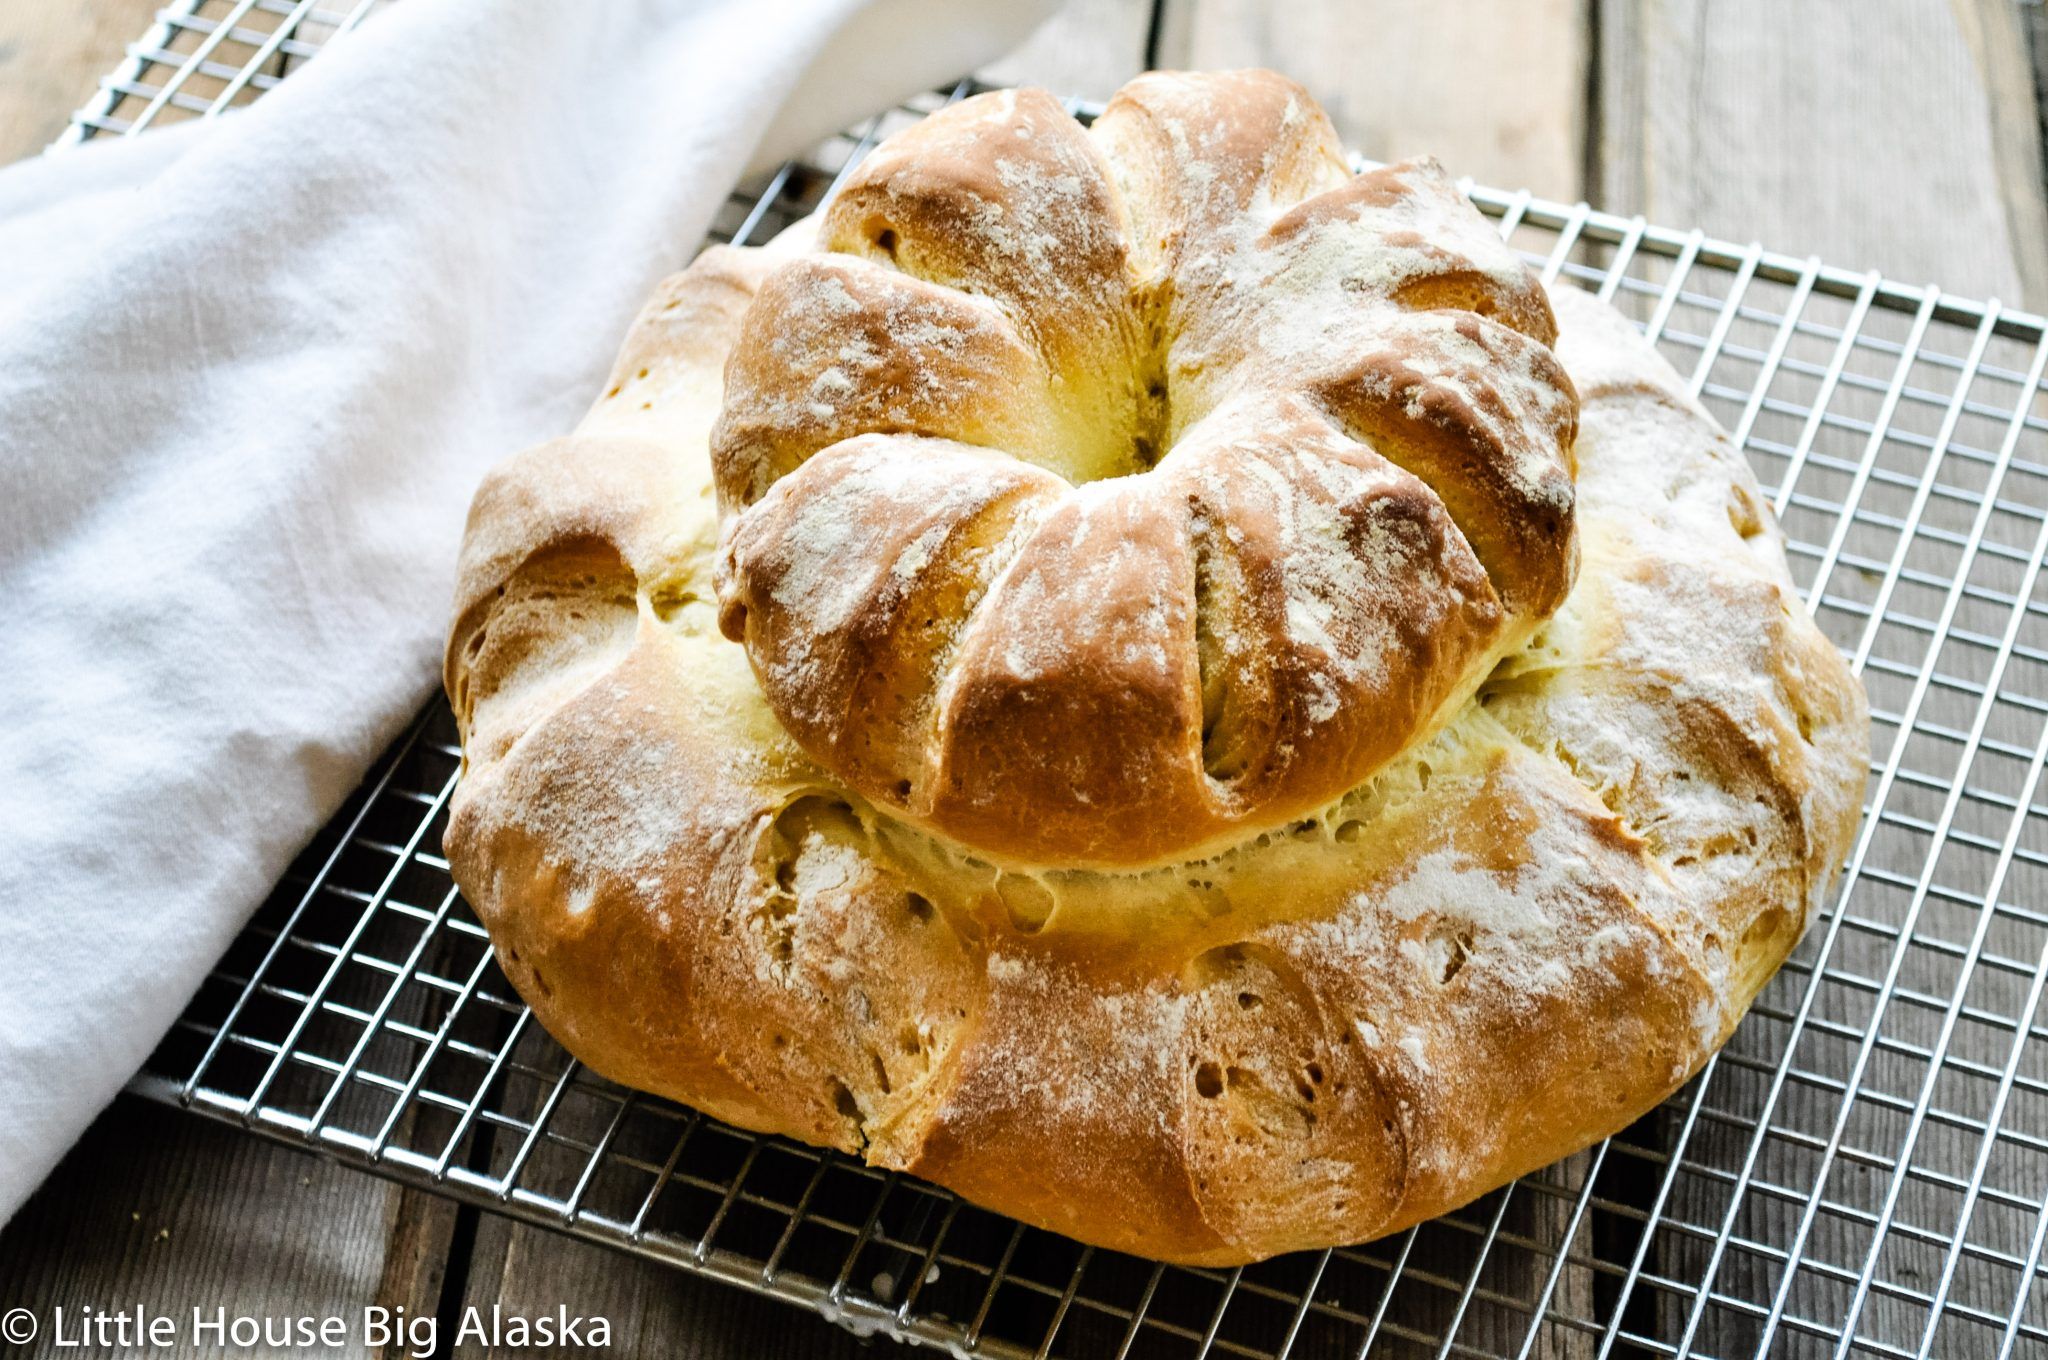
0,0,1054,1220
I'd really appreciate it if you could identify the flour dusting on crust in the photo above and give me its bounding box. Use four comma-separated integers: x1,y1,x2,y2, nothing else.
709,75,1580,866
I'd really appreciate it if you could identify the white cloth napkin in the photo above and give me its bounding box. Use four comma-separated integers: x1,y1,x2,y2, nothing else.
0,0,1055,1220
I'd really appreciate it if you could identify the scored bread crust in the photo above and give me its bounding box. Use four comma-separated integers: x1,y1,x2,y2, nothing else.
712,75,1579,868
443,81,1868,1268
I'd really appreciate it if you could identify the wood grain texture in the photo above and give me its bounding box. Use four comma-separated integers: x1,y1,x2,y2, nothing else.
2030,0,2048,153
1596,0,2048,308
1953,0,2048,305
1153,0,1591,199
456,1217,898,1360
0,1096,414,1359
980,0,1157,101
0,0,159,165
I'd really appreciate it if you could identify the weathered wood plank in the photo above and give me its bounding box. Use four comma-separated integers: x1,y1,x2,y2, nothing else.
0,1096,418,1359
1153,0,1591,200
1597,0,2048,307
1597,3,2047,1349
456,1216,898,1360
1954,0,2048,306
980,0,1158,101
0,0,159,164
376,1187,464,1345
2028,0,2048,166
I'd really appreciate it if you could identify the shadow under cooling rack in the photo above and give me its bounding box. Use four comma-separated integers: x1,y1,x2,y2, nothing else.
109,66,2048,1360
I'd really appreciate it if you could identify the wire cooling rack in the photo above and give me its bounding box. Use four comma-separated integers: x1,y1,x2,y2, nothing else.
52,0,381,145
71,11,2048,1360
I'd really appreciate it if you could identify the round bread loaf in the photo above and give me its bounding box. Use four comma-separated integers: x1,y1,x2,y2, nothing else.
443,71,1868,1266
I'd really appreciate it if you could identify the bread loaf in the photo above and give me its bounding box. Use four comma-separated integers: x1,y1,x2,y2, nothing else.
443,71,1868,1265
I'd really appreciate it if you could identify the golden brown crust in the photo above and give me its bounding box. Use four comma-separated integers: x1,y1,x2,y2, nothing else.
442,75,1869,1267
710,73,1578,866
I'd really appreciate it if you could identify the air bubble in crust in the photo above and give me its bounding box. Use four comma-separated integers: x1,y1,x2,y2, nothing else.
995,873,1056,933
1424,920,1473,985
749,794,863,972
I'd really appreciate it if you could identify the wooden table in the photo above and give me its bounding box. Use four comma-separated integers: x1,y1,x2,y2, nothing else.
2,2,2046,1356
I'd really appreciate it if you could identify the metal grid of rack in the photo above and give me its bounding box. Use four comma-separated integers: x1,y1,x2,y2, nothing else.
72,10,2048,1359
54,0,382,146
